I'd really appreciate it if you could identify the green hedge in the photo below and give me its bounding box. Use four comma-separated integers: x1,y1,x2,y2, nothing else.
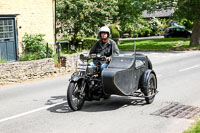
73,37,98,50
81,37,98,49
109,24,120,38
59,37,98,54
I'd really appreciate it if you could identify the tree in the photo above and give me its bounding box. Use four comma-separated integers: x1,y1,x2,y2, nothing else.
116,0,145,32
116,0,164,35
172,0,200,46
56,0,118,46
118,0,200,46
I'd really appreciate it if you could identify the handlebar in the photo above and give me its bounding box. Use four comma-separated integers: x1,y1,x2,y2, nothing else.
80,54,106,61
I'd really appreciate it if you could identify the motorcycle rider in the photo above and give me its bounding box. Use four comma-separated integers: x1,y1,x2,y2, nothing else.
89,26,119,70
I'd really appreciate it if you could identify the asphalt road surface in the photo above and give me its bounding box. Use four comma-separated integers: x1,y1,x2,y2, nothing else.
0,51,200,133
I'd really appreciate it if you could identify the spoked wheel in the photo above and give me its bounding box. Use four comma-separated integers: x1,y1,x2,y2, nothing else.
67,82,85,111
144,73,157,104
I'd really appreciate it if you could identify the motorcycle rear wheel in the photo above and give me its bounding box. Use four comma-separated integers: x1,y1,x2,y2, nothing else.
67,82,85,111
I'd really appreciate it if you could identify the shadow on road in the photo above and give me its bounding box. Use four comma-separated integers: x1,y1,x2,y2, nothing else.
81,96,146,112
46,95,146,113
47,103,72,113
46,95,72,113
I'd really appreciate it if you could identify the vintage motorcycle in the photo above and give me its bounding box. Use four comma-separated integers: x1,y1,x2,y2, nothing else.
67,48,158,111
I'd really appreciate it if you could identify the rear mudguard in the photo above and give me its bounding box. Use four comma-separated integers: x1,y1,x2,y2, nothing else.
140,69,157,90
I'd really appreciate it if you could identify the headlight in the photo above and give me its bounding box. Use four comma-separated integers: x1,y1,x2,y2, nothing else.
97,54,101,58
87,67,97,75
91,54,96,58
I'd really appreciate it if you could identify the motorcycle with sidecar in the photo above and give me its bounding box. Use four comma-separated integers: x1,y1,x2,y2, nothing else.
67,49,158,111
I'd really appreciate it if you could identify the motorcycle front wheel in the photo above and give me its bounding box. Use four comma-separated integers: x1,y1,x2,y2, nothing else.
67,82,85,111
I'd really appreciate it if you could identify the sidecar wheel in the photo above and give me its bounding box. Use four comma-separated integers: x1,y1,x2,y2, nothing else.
67,82,85,111
144,73,157,104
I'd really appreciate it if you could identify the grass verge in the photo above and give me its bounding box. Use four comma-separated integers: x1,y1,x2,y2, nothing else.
118,38,200,51
183,120,200,133
0,60,7,63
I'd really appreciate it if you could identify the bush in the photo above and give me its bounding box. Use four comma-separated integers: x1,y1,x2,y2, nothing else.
59,37,98,54
23,33,45,53
0,59,7,63
120,16,166,37
180,19,193,30
78,37,98,50
138,27,152,37
109,24,120,39
20,33,53,61
19,53,40,61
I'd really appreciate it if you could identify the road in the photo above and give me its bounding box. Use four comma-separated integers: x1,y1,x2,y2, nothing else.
0,51,200,133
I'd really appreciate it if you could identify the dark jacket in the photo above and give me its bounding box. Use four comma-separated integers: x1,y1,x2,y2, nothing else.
89,39,119,57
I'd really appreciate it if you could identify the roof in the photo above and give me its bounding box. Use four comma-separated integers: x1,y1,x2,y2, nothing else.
0,14,19,18
143,9,174,18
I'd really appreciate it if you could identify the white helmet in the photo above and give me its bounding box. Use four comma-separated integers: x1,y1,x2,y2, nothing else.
99,26,110,37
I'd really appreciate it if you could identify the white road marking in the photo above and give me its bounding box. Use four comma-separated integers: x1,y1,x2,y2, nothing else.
179,65,200,72
0,101,67,123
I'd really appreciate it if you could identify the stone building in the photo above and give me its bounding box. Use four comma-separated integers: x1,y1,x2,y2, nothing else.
0,0,56,61
143,9,174,19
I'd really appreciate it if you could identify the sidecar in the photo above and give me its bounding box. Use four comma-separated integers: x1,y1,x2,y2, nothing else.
102,53,158,103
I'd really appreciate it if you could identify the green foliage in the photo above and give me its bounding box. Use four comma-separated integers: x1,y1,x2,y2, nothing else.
109,24,120,39
117,0,199,38
19,53,41,61
56,0,200,46
160,18,170,35
56,0,118,46
23,33,45,53
148,18,162,35
0,59,7,63
21,33,53,61
172,1,200,22
53,54,58,66
81,38,98,50
138,27,152,37
121,17,165,37
180,19,193,30
140,0,200,46
183,120,200,133
60,37,98,54
117,0,164,31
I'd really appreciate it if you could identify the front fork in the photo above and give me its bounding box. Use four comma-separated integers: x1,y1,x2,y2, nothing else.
78,79,86,99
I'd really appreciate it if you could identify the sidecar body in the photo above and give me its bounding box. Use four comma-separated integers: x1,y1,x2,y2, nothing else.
102,53,157,97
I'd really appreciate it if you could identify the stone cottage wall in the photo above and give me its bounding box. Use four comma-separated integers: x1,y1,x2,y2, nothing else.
0,0,55,53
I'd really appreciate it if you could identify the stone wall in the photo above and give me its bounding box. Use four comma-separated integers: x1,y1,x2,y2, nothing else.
59,50,88,71
0,51,88,85
0,58,56,85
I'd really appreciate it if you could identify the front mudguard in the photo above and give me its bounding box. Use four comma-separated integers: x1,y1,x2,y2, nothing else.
140,69,157,93
70,72,84,82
